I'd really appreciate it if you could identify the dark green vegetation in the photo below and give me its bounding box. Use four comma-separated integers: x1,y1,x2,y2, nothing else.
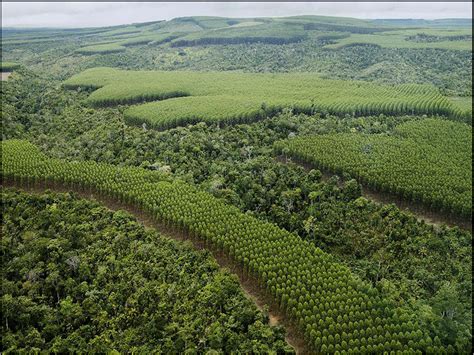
1,62,20,72
275,119,472,217
1,14,472,354
406,33,472,43
0,136,454,354
2,69,472,352
1,189,290,353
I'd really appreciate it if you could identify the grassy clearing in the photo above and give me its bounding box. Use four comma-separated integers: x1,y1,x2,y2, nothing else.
275,118,472,217
229,21,264,28
64,67,465,129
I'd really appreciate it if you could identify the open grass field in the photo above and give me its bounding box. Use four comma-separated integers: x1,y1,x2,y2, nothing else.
64,67,465,129
275,118,472,217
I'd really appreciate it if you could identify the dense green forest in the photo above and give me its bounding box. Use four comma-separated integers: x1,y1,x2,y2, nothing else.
2,68,472,353
1,189,290,353
1,14,472,354
275,119,472,216
5,138,455,353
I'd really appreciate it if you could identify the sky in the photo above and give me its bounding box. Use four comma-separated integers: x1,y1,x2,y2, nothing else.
2,2,472,28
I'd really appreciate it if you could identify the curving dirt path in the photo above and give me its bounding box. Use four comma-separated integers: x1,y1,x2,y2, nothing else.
2,181,309,354
276,155,472,232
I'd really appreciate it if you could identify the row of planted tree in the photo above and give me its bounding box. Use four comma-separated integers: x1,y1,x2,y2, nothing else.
2,189,292,353
1,139,452,353
62,67,471,131
274,118,472,218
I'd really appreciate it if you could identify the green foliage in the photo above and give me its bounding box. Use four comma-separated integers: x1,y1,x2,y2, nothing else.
2,20,471,96
303,22,387,34
171,22,307,46
1,26,132,46
75,33,181,55
1,189,290,353
2,139,441,353
1,62,21,72
1,16,472,352
406,33,472,43
184,16,265,29
448,96,472,118
125,95,267,129
370,18,472,28
428,282,473,352
324,33,472,51
75,43,126,55
63,67,460,129
119,33,179,46
145,44,471,97
93,25,142,37
2,70,472,352
275,118,472,217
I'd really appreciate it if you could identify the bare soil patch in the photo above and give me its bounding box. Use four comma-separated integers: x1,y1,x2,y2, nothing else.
1,72,12,81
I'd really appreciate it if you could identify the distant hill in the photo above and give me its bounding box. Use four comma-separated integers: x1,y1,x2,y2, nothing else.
371,18,472,28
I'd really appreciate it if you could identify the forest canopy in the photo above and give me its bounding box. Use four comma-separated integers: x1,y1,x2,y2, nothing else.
1,189,291,353
1,12,472,354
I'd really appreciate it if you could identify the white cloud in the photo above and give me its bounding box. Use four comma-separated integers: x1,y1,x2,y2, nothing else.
2,2,472,28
